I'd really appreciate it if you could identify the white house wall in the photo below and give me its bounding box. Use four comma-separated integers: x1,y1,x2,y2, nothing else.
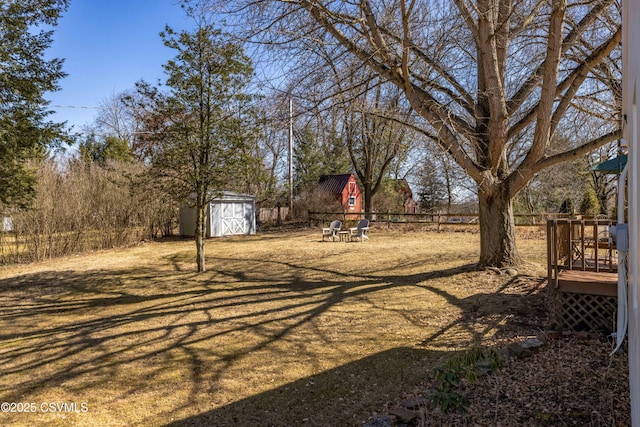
623,0,640,424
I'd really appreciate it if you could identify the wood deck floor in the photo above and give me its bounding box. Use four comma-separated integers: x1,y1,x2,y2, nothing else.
555,270,618,297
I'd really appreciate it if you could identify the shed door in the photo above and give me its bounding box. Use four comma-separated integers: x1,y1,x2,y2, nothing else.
221,202,248,235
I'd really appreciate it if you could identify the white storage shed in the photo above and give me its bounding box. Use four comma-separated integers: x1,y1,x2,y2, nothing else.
179,191,256,238
0,216,13,232
2,216,13,232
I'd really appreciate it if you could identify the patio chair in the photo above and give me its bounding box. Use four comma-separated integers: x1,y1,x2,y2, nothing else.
322,220,342,241
349,219,370,242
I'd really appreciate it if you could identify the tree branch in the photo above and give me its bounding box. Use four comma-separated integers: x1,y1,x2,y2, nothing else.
509,128,621,197
506,0,615,116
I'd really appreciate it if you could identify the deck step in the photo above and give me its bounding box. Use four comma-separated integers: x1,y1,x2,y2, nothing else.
556,270,618,297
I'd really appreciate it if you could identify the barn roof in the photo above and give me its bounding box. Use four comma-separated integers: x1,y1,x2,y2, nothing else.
318,174,354,194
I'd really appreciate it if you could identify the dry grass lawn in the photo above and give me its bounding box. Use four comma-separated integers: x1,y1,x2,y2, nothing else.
0,227,559,426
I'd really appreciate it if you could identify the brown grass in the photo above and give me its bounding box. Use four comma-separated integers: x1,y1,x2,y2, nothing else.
0,227,568,426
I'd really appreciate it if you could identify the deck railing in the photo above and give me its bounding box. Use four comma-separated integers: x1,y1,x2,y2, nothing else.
547,218,617,286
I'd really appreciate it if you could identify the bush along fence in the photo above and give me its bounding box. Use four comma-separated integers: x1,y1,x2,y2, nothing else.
0,160,176,265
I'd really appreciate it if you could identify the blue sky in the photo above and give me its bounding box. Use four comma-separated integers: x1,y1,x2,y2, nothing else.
46,0,193,133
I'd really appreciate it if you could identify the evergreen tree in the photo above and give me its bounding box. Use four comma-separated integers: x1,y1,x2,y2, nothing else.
293,124,350,194
131,14,256,272
579,188,601,216
293,125,324,193
417,159,448,213
0,0,69,207
79,134,134,166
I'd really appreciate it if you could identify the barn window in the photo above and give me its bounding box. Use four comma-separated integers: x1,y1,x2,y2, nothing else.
348,182,356,194
348,196,356,206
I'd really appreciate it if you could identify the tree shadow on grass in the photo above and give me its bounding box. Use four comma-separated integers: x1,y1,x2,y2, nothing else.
165,346,439,427
0,257,549,426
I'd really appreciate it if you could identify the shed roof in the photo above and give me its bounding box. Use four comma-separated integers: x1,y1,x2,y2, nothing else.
212,191,256,202
186,191,256,204
318,174,354,194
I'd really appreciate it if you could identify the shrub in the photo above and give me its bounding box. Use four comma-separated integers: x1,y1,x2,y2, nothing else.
579,187,601,216
4,159,176,263
429,346,503,413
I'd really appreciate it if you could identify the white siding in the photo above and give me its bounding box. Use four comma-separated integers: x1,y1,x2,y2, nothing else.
623,1,640,423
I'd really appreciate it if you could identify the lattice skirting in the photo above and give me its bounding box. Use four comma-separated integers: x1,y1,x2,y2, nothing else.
554,291,617,332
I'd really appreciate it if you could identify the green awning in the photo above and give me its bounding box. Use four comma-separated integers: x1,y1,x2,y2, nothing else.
592,154,627,174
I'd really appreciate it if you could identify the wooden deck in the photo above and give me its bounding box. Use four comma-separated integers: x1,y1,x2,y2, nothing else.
547,218,619,332
555,270,618,297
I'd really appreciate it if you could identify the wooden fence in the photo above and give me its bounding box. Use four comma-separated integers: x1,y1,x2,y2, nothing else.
308,211,556,228
258,207,290,224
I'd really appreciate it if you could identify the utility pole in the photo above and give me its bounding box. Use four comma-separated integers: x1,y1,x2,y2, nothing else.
289,98,294,216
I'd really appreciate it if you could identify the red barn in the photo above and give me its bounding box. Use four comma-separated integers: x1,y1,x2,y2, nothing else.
318,173,362,215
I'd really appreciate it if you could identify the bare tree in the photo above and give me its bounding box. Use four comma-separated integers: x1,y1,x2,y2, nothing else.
283,51,417,217
93,90,142,146
206,0,621,267
81,89,160,163
253,96,291,207
340,78,413,216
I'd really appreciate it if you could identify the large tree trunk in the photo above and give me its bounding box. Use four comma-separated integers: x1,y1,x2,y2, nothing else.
478,183,521,268
195,199,207,273
362,182,373,219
